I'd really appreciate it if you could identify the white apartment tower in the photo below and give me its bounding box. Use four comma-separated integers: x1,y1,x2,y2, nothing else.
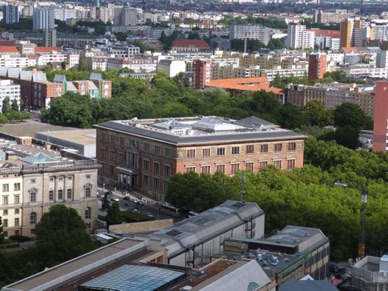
286,23,315,49
33,8,55,31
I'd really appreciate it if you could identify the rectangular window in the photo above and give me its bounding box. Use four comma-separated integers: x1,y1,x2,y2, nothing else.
109,151,115,162
217,147,225,156
110,165,114,175
246,145,254,153
14,218,19,227
67,189,72,199
202,148,210,157
154,146,160,154
259,161,268,169
49,191,54,201
3,219,7,227
3,209,7,215
143,160,149,171
14,195,19,204
232,146,240,154
2,184,9,192
287,159,296,169
216,164,225,173
245,162,254,171
260,144,268,153
153,178,159,190
68,176,72,180
231,163,240,175
144,143,150,152
50,177,54,181
186,166,196,173
288,142,296,151
274,160,282,168
201,165,211,174
164,165,171,177
165,148,171,157
110,135,115,143
120,137,125,145
154,162,160,174
31,179,36,183
274,143,283,152
100,148,106,159
14,183,20,191
143,175,149,186
3,196,8,205
186,149,196,158
15,208,19,215
85,188,91,198
58,190,63,200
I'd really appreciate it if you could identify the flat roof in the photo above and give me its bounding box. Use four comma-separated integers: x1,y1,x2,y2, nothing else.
3,239,146,291
36,129,96,146
95,116,306,146
79,265,185,291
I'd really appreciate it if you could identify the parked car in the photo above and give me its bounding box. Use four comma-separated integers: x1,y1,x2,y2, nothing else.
329,263,339,273
109,195,119,202
123,196,131,201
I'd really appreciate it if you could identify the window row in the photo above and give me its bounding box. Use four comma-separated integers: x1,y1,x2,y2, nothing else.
143,160,171,177
1,183,21,192
2,217,20,227
142,176,167,192
185,143,297,157
185,159,296,173
2,208,20,215
2,195,20,205
29,186,91,202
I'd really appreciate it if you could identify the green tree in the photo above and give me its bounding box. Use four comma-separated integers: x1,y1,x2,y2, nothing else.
267,38,285,50
0,216,4,244
333,103,367,129
173,72,190,88
106,202,123,228
276,102,309,129
303,100,332,126
11,99,19,111
2,97,11,114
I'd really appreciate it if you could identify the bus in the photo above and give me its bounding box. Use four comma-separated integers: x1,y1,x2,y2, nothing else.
159,204,181,218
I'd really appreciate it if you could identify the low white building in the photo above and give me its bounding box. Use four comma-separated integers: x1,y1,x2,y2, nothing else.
0,79,20,111
157,59,186,77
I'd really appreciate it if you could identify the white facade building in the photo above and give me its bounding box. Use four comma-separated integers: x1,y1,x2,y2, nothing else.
0,80,20,111
110,45,140,57
53,8,77,21
0,55,35,69
157,59,186,77
286,23,313,49
229,24,275,45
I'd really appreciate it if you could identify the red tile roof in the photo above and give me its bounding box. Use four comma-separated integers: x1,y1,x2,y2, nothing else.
0,46,20,53
306,29,340,38
35,47,61,53
341,47,358,53
172,39,210,49
206,77,284,95
0,40,16,46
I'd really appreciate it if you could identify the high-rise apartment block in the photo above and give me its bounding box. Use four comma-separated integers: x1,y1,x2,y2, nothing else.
308,52,327,83
286,23,315,49
113,7,137,26
43,29,57,47
229,24,275,45
373,81,388,152
2,5,19,24
340,18,363,48
193,59,213,89
33,8,55,31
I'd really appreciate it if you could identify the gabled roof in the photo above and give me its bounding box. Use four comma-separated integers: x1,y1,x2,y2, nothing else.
54,74,66,83
35,47,61,53
171,39,210,49
89,73,102,81
0,46,20,53
341,47,358,53
21,152,58,164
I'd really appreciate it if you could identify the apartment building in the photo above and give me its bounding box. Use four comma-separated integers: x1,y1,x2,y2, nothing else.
0,79,20,111
308,52,327,83
0,137,99,237
106,57,157,72
95,116,306,201
192,59,213,89
229,24,276,45
373,81,388,152
110,45,140,57
3,5,19,24
286,83,375,116
33,8,55,31
286,23,315,49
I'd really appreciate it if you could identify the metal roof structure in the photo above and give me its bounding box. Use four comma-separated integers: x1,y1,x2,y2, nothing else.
145,200,264,259
95,116,306,146
79,265,185,291
279,280,339,291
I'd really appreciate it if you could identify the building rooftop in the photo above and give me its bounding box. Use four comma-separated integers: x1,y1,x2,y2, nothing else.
79,264,186,291
2,239,147,291
95,116,305,146
142,200,264,260
206,77,284,95
279,280,339,291
36,129,96,147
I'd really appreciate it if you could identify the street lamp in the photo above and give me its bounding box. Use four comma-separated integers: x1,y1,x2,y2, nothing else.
334,182,368,259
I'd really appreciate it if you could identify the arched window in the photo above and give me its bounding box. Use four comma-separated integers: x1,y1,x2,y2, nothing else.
85,207,91,219
30,212,37,225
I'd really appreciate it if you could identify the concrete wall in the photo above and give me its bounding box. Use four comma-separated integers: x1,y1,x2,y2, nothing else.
109,219,173,234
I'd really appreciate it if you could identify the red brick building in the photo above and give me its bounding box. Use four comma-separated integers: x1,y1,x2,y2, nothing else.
373,81,388,152
308,52,327,83
171,39,211,53
193,59,213,89
95,116,306,201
